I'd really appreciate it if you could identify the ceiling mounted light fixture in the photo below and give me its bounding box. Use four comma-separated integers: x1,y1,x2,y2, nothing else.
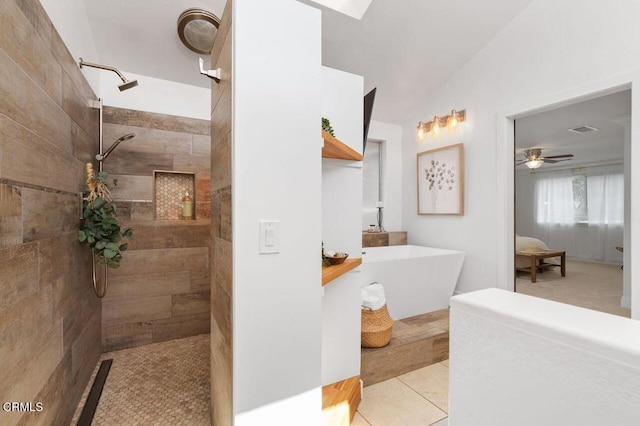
525,159,544,169
516,148,574,169
416,109,466,141
177,8,220,55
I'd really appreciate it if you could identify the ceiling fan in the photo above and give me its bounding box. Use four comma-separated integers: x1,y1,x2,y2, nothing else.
515,148,574,169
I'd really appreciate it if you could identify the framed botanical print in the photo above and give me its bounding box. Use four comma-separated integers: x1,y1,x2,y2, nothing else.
417,143,464,215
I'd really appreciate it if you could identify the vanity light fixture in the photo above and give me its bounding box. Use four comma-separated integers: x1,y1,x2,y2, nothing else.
416,122,427,141
416,109,466,141
430,116,442,138
446,109,461,133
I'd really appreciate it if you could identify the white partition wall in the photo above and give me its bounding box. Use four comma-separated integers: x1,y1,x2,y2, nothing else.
233,0,323,423
450,289,640,426
321,66,364,386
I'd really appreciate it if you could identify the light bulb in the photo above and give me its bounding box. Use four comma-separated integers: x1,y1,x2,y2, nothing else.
526,160,544,169
416,122,426,141
430,116,441,138
447,110,459,133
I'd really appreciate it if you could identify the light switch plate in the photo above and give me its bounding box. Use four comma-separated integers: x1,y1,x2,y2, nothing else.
259,220,280,254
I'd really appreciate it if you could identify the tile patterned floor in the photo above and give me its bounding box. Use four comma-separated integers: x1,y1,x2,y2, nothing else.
71,332,448,426
355,360,449,426
71,334,210,425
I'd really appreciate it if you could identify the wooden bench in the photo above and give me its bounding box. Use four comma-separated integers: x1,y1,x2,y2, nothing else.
516,250,566,283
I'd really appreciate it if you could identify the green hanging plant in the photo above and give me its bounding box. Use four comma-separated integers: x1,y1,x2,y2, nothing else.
322,117,335,137
78,163,132,269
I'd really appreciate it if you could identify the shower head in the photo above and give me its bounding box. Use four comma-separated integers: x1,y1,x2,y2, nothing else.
96,133,136,161
79,58,139,91
118,79,138,91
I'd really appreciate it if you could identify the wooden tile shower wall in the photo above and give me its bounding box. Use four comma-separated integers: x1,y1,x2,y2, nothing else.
210,0,233,424
0,1,100,424
100,106,212,351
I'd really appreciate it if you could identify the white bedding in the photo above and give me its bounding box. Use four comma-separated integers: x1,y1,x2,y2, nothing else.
515,235,560,268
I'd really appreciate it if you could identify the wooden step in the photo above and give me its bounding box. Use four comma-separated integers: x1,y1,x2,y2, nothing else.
361,309,449,386
322,375,361,426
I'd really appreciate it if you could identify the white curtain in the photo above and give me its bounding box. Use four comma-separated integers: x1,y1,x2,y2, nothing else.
533,164,624,263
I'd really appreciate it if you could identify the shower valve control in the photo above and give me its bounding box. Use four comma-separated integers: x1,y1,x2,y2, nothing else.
259,220,280,254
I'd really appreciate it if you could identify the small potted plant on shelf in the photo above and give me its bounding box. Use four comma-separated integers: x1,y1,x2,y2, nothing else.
322,117,335,137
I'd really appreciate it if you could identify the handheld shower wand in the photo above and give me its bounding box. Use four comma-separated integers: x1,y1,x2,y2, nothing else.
79,58,138,91
96,133,136,161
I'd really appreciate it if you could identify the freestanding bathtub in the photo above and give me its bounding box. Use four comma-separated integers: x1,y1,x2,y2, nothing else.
362,245,465,320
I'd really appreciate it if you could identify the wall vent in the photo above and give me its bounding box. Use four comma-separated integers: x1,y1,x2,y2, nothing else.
568,125,599,134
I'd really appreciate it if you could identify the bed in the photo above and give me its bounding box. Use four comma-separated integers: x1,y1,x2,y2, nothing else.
515,234,560,269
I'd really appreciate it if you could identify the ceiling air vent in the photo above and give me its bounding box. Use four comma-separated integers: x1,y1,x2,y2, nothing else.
568,125,599,134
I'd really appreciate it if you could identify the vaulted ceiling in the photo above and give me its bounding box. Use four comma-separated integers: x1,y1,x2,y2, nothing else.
84,0,534,123
84,0,226,89
306,0,534,122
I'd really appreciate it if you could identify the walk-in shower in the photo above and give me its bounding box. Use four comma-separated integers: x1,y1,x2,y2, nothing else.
78,58,138,91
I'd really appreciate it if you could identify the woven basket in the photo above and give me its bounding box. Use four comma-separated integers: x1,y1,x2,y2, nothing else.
361,304,394,348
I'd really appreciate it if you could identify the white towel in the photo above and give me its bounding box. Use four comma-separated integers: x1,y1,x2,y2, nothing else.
361,282,386,311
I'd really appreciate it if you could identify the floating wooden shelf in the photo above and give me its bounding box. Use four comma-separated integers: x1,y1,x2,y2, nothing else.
322,375,361,426
322,258,362,287
322,130,363,161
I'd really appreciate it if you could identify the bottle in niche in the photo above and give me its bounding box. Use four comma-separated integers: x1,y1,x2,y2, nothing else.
181,190,193,219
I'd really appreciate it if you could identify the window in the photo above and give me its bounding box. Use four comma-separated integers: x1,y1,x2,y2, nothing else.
362,141,382,229
571,175,588,223
535,166,623,226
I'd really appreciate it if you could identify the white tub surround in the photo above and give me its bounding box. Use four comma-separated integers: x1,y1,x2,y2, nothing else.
450,289,640,426
362,245,465,320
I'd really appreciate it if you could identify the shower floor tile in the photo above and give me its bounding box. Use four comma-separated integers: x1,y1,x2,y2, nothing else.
71,334,210,425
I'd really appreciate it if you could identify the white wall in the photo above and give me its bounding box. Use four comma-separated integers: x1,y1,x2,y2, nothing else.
450,289,640,425
321,66,363,386
402,0,640,304
99,71,210,120
622,118,632,308
322,66,363,257
233,0,322,423
39,0,100,94
366,120,403,232
321,66,363,155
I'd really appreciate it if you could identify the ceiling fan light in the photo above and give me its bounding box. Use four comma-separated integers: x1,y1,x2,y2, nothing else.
526,160,544,169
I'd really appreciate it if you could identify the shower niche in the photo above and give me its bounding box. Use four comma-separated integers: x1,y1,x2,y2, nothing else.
154,171,196,220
